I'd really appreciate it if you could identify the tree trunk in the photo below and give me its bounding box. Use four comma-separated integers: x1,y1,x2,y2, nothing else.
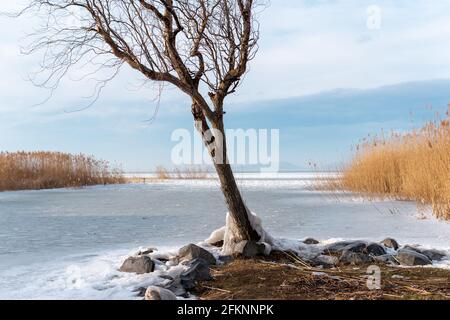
214,162,261,242
191,102,261,250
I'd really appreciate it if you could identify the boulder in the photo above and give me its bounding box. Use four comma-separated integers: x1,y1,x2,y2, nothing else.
136,248,156,256
401,246,446,261
366,243,387,256
236,241,266,258
119,256,155,274
310,255,339,268
421,249,446,262
165,282,188,298
339,250,373,265
323,241,362,254
218,255,234,264
396,249,432,266
342,241,368,254
325,241,385,257
303,238,320,245
144,286,178,301
151,252,172,263
380,238,399,250
180,258,213,290
373,254,399,265
178,244,216,265
402,245,422,253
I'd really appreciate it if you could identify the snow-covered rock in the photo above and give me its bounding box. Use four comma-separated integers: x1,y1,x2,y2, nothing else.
180,258,213,290
119,256,155,274
381,238,400,250
178,244,217,265
145,286,178,300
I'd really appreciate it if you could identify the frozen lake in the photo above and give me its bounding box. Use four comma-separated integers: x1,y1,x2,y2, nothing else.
0,173,449,299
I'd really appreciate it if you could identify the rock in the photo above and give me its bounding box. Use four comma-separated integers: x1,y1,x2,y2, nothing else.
303,238,320,245
366,243,387,256
310,255,339,268
373,254,399,265
136,248,156,256
401,246,446,262
323,241,361,254
421,249,446,261
144,286,178,301
151,252,172,263
342,241,369,254
339,250,374,265
325,241,385,257
396,249,432,266
381,238,399,250
236,241,267,258
218,255,233,264
402,245,422,253
119,256,155,274
165,282,188,298
180,258,213,290
178,244,216,265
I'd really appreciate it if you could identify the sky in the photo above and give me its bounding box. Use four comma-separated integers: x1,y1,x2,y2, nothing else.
1,0,450,171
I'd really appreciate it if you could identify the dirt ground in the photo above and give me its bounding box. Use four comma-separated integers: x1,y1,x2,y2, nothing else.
196,255,450,300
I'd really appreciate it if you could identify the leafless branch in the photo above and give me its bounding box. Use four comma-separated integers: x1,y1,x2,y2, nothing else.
18,0,264,126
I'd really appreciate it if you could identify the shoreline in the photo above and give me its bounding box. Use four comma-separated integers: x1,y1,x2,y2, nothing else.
1,235,449,300
117,234,450,301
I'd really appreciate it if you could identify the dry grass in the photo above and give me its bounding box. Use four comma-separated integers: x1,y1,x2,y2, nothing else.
0,151,125,191
329,107,450,220
197,258,450,300
155,165,210,180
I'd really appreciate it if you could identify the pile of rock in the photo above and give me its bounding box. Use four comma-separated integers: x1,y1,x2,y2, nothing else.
302,237,447,268
119,243,220,300
118,237,447,300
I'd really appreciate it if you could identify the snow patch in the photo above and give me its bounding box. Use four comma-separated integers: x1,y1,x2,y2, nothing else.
205,227,226,245
219,211,274,255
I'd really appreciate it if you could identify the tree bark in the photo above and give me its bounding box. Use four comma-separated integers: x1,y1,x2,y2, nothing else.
214,162,261,242
191,101,260,244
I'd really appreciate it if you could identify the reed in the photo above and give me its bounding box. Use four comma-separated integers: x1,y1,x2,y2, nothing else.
333,108,450,220
155,166,210,180
0,151,125,191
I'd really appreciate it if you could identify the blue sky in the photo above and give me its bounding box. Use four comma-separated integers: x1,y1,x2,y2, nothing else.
1,1,450,171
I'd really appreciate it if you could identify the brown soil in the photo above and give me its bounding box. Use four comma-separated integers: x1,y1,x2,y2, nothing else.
196,256,450,300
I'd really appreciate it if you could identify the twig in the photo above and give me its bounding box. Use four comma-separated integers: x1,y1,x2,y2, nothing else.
202,285,232,293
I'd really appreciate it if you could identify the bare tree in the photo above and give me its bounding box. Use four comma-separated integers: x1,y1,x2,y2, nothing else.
19,0,268,254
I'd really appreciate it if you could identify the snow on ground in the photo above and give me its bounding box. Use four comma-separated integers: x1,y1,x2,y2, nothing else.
0,246,182,300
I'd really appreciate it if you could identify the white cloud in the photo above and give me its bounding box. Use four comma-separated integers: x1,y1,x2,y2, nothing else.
232,0,450,101
1,0,450,170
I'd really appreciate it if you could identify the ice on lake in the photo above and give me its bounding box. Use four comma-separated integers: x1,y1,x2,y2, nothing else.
0,173,449,299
